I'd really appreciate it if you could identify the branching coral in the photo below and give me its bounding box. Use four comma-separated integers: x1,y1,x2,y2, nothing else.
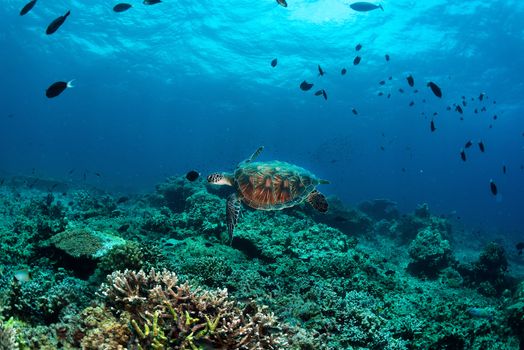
99,269,289,349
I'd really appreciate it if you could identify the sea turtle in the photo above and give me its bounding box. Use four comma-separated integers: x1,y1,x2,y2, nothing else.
207,146,329,242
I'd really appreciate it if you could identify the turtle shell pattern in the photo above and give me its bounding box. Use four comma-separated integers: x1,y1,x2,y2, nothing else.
234,161,321,210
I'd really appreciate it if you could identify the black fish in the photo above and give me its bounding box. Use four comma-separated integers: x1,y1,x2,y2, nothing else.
479,93,485,101
186,170,200,181
322,90,328,100
430,120,436,132
341,68,347,75
516,242,524,252
355,43,362,51
398,88,404,93
314,90,323,96
427,81,442,98
113,3,132,12
318,65,324,76
46,10,70,35
46,80,74,98
143,0,161,4
352,108,358,115
493,115,497,120
353,56,361,65
465,140,472,148
387,93,391,99
455,105,463,114
462,100,467,107
377,92,384,96
460,149,466,162
406,75,414,87
481,106,487,112
299,81,314,91
276,0,288,7
489,179,497,196
414,89,419,93
409,101,414,107
433,112,438,116
385,54,390,61
478,141,485,153
271,58,277,67
95,172,101,177
20,0,37,16
446,106,451,111
349,2,384,11
68,168,75,175
379,80,385,85
388,76,392,80
474,108,478,114
502,165,507,174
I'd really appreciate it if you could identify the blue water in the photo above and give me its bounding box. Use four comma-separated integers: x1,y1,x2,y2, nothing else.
1,0,523,234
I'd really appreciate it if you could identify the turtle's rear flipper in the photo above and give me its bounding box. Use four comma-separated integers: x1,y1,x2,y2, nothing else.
226,193,242,244
307,190,328,213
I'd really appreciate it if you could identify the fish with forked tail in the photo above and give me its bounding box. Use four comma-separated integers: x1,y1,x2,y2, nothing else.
349,2,384,12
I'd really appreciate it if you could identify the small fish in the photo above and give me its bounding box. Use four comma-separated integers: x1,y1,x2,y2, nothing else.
388,76,392,80
462,100,467,107
314,90,323,96
380,145,385,151
455,105,463,114
46,10,70,35
113,3,132,12
322,90,328,100
95,172,101,177
427,81,442,98
464,140,472,148
398,88,404,93
379,80,385,85
479,93,485,101
502,165,507,174
341,68,347,75
186,170,200,181
406,75,414,87
478,141,485,153
318,65,324,76
352,108,358,115
493,115,497,120
20,0,37,16
409,101,414,107
299,81,314,91
46,80,74,98
270,58,277,67
377,92,384,96
414,89,419,93
387,93,391,99
474,108,478,114
355,43,362,51
143,0,161,4
446,106,451,111
50,183,59,191
467,307,493,321
68,168,75,175
353,56,361,65
516,242,524,255
276,0,288,7
14,269,31,283
460,149,466,162
385,54,390,61
433,112,438,116
430,120,436,132
117,196,129,204
349,2,384,11
481,106,487,112
0,179,4,185
489,179,497,196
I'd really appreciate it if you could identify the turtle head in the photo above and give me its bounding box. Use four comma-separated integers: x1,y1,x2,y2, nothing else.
207,173,233,186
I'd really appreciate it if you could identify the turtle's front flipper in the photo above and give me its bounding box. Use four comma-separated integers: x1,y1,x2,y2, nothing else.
247,146,264,162
307,190,328,213
226,193,242,243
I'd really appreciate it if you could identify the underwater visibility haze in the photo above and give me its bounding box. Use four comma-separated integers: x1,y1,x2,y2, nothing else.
1,0,524,349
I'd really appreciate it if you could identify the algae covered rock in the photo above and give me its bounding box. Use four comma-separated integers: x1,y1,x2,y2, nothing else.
408,227,454,277
48,228,125,259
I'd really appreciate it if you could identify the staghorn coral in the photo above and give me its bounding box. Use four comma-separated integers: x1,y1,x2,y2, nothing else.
99,269,290,349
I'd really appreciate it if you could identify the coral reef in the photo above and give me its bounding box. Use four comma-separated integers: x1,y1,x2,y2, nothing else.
98,269,291,349
0,175,522,349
